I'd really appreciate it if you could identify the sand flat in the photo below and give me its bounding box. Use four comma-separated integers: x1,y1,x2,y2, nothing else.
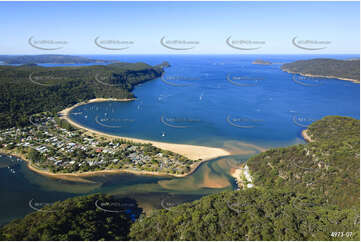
302,129,313,142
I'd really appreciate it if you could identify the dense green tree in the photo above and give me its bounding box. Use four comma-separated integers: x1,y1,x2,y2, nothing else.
0,62,164,129
282,58,360,81
129,189,359,241
130,116,360,241
248,116,360,209
28,148,41,162
0,194,141,241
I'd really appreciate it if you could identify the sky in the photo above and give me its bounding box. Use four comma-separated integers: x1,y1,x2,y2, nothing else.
0,1,359,55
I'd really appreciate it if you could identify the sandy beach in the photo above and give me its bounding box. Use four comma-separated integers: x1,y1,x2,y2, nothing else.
230,167,243,188
0,97,233,180
0,147,211,181
230,163,254,189
58,98,136,117
58,98,232,161
301,129,314,142
1,98,274,180
0,98,270,181
282,69,360,84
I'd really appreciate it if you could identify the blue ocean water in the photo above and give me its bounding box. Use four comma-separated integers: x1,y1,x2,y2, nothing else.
69,55,360,149
0,54,359,225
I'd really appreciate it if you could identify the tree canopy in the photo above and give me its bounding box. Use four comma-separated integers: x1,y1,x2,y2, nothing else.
0,62,164,129
130,116,360,240
0,194,141,241
282,58,360,81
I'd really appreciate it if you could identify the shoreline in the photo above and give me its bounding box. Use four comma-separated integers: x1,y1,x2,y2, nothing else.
301,129,313,142
58,98,232,162
5,97,233,180
0,148,211,181
230,166,243,189
282,69,360,84
230,163,254,190
58,97,136,116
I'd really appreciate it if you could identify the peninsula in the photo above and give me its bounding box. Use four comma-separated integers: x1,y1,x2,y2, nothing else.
281,58,360,83
0,59,231,179
0,61,165,129
0,110,230,179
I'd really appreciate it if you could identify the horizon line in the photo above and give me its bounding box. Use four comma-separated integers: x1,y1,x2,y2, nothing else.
0,53,360,56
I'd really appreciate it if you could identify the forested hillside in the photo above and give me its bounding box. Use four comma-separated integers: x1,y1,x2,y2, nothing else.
129,189,359,240
0,62,164,129
0,194,140,240
0,117,359,241
305,116,359,142
129,116,360,240
281,58,360,82
248,116,359,209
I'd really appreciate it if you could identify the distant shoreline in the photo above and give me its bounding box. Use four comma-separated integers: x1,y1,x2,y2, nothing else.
282,69,360,84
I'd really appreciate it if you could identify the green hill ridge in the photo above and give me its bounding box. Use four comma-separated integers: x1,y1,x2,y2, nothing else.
0,62,164,129
281,58,360,82
129,116,360,240
1,116,359,240
0,194,140,240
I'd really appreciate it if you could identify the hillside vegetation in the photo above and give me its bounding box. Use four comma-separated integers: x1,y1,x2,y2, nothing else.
129,116,360,240
0,194,139,240
129,189,359,240
248,116,359,209
0,62,164,129
306,116,359,142
0,116,359,240
281,58,360,82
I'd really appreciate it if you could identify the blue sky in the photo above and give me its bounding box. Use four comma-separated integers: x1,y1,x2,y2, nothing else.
0,1,359,54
